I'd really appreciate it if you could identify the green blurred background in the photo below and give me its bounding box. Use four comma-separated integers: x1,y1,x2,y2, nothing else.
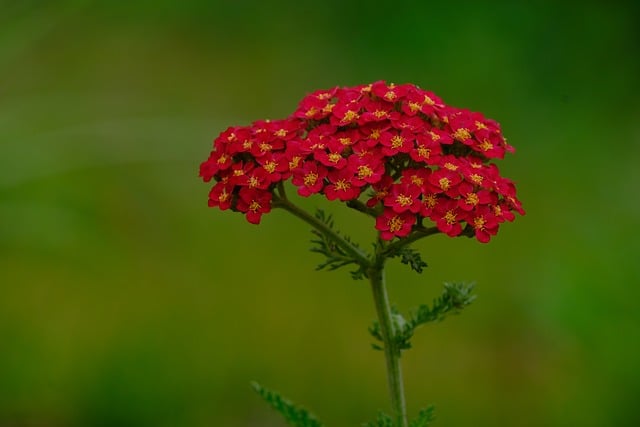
1,1,639,426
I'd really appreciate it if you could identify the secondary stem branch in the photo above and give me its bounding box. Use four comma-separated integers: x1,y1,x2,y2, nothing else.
272,194,370,267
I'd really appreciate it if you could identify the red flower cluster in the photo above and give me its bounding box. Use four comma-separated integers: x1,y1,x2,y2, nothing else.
200,81,524,243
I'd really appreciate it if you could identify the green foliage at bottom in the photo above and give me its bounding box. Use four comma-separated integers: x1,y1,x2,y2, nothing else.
364,406,435,427
252,382,324,427
409,406,435,427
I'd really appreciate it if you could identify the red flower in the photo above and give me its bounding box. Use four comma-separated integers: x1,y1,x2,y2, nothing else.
227,160,255,186
375,208,416,240
492,202,516,223
419,190,440,217
236,188,272,224
360,99,397,123
256,152,290,182
331,100,362,126
468,206,499,243
327,129,362,152
315,148,348,169
380,129,414,156
391,115,425,132
456,182,495,211
410,133,442,164
359,122,391,147
384,182,423,214
243,167,272,190
432,199,463,237
265,118,302,141
371,81,410,103
399,168,432,190
199,149,233,181
292,161,328,197
325,168,361,201
425,128,453,145
293,87,339,120
428,168,462,196
208,182,234,210
348,154,385,187
366,175,394,208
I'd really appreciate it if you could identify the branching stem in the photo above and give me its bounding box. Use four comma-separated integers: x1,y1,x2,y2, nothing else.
382,226,440,257
272,192,370,267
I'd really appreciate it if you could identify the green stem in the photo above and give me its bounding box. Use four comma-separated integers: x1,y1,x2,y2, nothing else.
382,226,440,257
272,194,370,267
369,249,408,427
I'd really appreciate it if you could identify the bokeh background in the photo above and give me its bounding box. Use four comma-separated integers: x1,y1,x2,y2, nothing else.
1,1,639,426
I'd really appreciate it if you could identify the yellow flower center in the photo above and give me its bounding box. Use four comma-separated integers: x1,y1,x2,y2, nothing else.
259,142,272,153
249,200,261,212
475,121,488,130
479,139,493,151
390,135,404,149
444,162,458,171
388,215,404,232
444,210,457,225
470,173,483,184
370,129,381,139
274,129,287,137
453,128,471,141
423,194,437,208
374,110,388,119
289,156,301,170
396,194,413,207
328,153,342,164
303,172,318,186
358,165,373,178
465,193,479,206
335,179,350,191
473,216,486,230
417,146,431,158
342,110,359,123
438,177,451,191
264,161,277,173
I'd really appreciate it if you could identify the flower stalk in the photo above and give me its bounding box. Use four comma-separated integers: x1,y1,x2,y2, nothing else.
368,250,408,427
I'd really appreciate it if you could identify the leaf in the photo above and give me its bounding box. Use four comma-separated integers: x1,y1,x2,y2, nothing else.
394,282,476,351
409,406,435,427
391,247,428,274
363,411,395,427
309,209,367,279
252,382,324,427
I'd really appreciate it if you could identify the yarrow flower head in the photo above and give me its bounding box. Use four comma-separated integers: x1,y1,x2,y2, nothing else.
200,81,524,242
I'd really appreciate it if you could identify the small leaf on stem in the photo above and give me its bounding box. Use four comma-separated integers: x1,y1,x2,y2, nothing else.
252,382,324,427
